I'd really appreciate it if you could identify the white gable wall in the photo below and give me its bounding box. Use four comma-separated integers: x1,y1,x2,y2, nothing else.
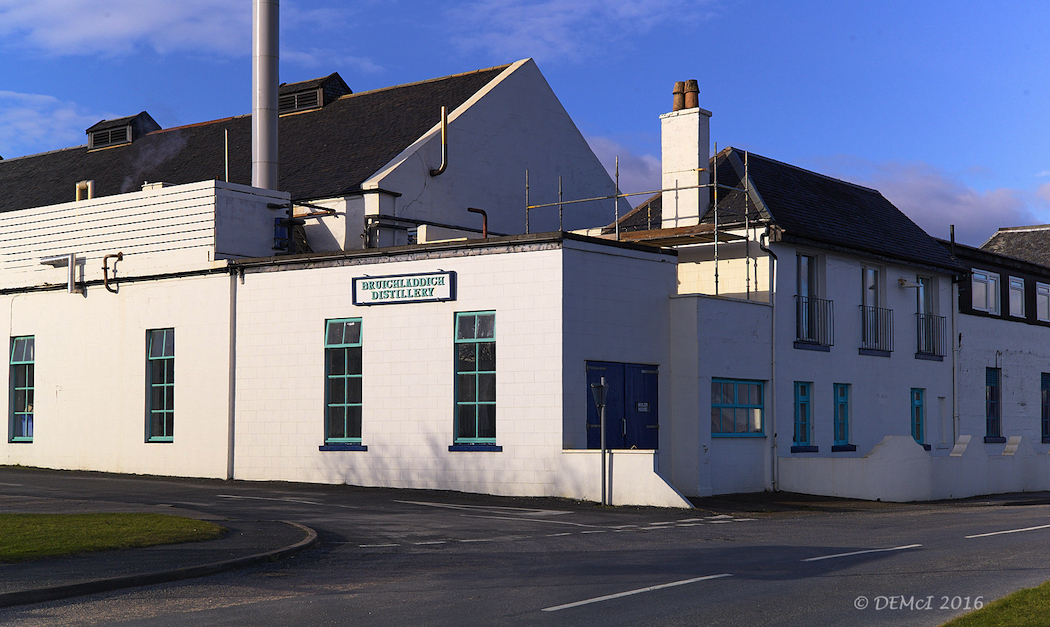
363,59,617,237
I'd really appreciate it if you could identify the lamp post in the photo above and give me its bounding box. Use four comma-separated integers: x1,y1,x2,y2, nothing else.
590,377,608,506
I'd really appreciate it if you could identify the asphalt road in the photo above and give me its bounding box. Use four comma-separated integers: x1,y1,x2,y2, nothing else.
2,467,1050,626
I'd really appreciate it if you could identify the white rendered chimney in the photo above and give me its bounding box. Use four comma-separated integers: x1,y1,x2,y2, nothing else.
661,79,711,229
252,0,279,190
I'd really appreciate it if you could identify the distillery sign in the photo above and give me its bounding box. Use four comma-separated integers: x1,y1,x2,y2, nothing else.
353,271,456,305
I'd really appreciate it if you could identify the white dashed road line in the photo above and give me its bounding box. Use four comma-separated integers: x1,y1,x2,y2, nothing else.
966,523,1050,539
802,544,922,562
541,574,733,612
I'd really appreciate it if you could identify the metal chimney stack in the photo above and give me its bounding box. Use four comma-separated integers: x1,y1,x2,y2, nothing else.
252,0,279,190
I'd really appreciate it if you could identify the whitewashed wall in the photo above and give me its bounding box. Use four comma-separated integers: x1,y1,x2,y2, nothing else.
0,274,234,478
0,180,285,286
955,312,1050,454
772,244,955,456
667,295,773,497
232,237,687,505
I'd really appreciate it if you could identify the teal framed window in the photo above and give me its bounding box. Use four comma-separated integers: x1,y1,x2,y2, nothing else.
711,379,764,436
9,336,34,443
986,367,1001,439
1042,373,1050,442
146,328,174,442
911,388,925,444
325,318,363,444
833,383,850,446
454,312,496,444
793,382,812,448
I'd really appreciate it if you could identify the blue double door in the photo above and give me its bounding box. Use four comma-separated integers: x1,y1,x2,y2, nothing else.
585,361,659,450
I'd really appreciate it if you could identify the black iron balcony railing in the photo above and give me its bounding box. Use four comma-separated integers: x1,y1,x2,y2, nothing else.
916,313,947,357
796,296,834,346
860,305,894,352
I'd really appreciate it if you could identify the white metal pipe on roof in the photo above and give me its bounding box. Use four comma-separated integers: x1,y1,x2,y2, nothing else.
252,0,279,191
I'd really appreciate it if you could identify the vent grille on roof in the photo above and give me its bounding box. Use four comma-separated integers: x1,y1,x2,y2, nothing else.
279,89,320,114
90,126,129,149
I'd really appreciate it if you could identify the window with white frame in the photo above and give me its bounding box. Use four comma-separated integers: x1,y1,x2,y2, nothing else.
1037,283,1050,322
1009,277,1025,318
971,270,1000,314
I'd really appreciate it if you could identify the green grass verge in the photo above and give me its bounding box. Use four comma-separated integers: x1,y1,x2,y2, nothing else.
0,513,226,563
941,581,1050,626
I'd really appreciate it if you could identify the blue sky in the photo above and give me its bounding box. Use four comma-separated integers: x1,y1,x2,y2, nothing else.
1,0,1047,245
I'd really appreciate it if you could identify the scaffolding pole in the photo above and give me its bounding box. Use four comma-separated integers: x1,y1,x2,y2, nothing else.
713,143,719,296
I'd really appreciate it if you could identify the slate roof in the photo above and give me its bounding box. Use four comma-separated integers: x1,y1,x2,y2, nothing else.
981,226,1050,267
279,74,342,94
706,148,962,272
0,64,509,213
605,146,961,272
607,192,662,233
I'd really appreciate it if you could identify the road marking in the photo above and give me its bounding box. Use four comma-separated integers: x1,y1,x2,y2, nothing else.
459,536,529,543
217,494,327,507
413,540,447,545
0,482,23,486
359,543,399,548
541,574,732,612
803,544,922,562
581,530,607,534
459,514,607,529
394,500,570,516
546,532,572,537
966,523,1050,539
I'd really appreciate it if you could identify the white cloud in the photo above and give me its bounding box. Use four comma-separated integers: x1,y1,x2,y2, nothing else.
446,0,720,63
281,48,382,74
0,0,253,57
0,91,103,158
830,160,1039,247
1038,182,1050,205
586,135,661,207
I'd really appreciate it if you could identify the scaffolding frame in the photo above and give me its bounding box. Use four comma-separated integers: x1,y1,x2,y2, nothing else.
525,150,769,298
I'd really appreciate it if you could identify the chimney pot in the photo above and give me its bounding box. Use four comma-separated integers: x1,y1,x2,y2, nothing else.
684,79,699,109
672,81,685,112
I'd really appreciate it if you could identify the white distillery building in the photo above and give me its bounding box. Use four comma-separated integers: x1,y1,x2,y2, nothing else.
5,64,1050,506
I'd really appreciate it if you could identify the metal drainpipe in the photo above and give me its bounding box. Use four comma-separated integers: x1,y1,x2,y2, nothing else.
227,268,239,480
950,225,960,444
75,180,94,201
467,207,488,238
102,252,123,293
760,228,779,491
429,106,448,176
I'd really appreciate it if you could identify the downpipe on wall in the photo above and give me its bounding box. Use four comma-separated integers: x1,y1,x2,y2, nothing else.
760,228,779,491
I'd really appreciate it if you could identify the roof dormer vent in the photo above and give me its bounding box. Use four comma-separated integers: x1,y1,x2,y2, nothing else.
278,72,351,114
86,112,161,150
